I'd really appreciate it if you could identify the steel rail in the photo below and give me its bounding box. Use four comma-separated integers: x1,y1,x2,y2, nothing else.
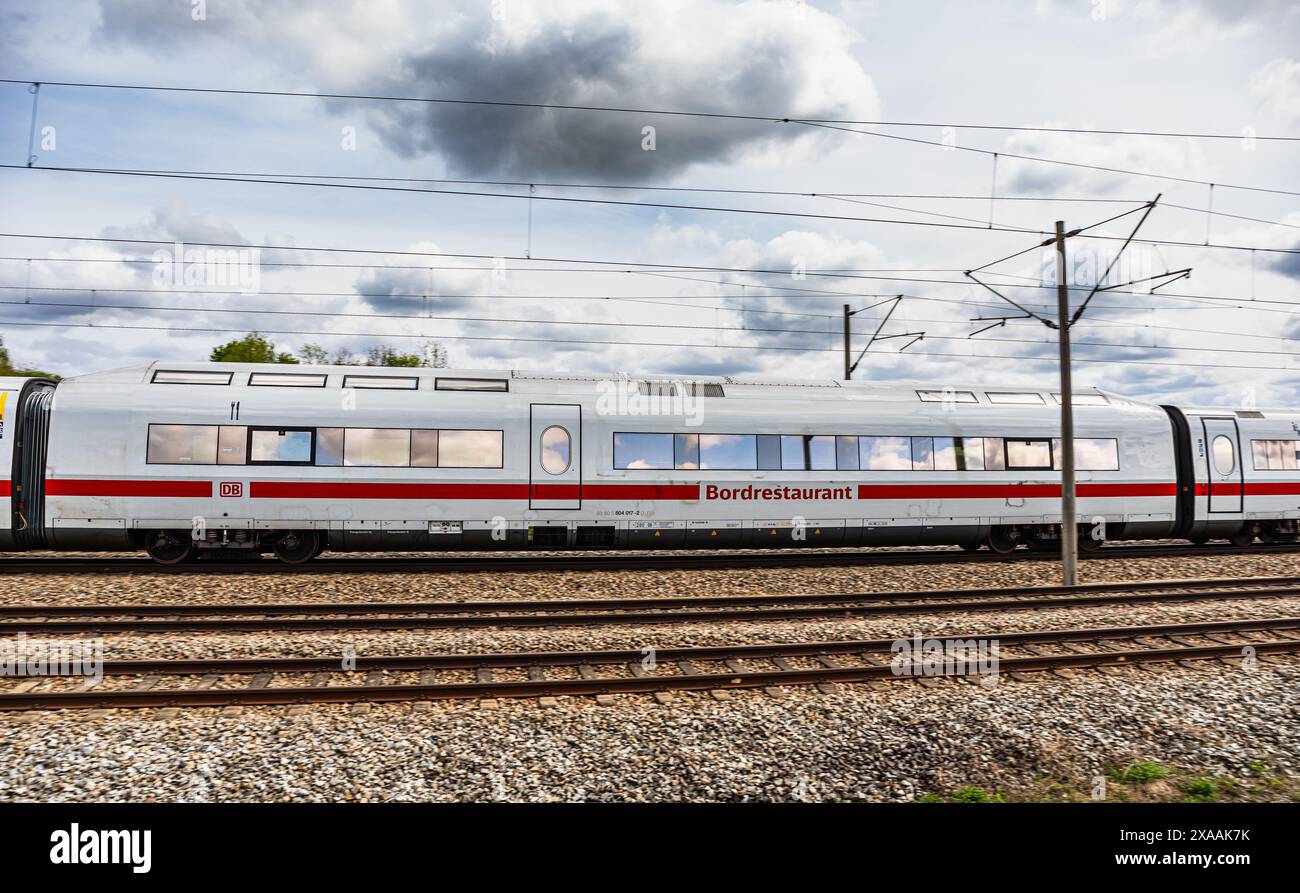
2,585,1297,634
1,573,1296,618
1,542,1296,575
3,633,1296,710
55,616,1300,676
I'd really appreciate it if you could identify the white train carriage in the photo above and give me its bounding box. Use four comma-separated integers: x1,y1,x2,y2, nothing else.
1172,406,1300,545
0,361,1294,563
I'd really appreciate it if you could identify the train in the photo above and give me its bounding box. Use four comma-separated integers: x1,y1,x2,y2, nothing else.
1,361,1297,563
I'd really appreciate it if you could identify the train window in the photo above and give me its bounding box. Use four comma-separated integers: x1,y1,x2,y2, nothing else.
411,430,439,467
435,378,508,392
343,428,410,467
1266,440,1284,469
835,435,860,470
151,370,233,385
249,372,327,388
958,437,985,470
779,435,805,470
1052,393,1108,406
1006,439,1053,470
911,437,935,470
1250,439,1299,471
757,434,782,470
249,428,314,465
699,434,757,470
983,437,1006,470
1213,436,1235,475
932,437,959,470
1252,440,1269,470
986,392,1045,404
674,434,700,469
917,389,977,403
217,426,247,465
614,433,673,469
1052,438,1120,471
807,436,836,470
540,427,571,475
342,375,419,390
146,424,218,464
439,430,504,468
860,436,912,470
315,428,344,466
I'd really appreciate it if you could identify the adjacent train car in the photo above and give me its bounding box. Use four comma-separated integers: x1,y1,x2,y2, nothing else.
1,362,1296,563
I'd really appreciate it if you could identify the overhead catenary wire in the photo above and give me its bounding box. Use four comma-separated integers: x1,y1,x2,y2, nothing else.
4,232,1300,311
5,165,1297,255
3,76,1298,144
4,316,1297,374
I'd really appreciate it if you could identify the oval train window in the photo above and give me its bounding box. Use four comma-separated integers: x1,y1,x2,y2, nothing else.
1212,435,1235,475
540,426,571,475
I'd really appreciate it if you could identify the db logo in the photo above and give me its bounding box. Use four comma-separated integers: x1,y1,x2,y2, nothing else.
219,482,243,498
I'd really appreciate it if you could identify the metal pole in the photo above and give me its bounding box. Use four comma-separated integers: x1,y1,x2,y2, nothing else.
843,304,851,380
1055,220,1078,585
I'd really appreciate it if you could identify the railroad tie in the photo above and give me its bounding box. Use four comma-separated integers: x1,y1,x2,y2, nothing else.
575,665,616,706
853,652,890,691
352,670,383,716
288,672,331,717
6,679,46,723
812,656,844,694
677,660,729,701
154,673,220,721
413,670,438,713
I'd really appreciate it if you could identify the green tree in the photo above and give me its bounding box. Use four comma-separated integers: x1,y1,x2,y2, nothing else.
296,343,330,365
210,333,299,364
0,337,59,379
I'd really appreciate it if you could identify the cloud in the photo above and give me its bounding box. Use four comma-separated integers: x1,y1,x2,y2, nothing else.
997,125,1212,195
1249,58,1300,125
92,0,879,182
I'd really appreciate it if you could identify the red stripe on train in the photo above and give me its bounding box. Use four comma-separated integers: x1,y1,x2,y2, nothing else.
0,480,9,497
42,478,1300,500
46,479,212,497
857,482,1177,499
249,482,701,500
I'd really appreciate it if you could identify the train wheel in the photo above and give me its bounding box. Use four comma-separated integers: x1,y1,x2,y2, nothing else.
273,531,319,564
145,530,195,565
986,526,1019,555
1188,536,1209,546
1077,533,1104,552
1228,527,1256,548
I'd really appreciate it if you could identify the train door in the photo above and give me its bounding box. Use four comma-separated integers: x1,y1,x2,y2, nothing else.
529,404,581,510
1202,417,1243,513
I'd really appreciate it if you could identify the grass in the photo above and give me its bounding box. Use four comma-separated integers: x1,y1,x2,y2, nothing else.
1108,760,1170,784
917,756,1296,803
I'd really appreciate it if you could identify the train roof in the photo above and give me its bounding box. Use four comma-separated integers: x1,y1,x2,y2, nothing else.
49,360,1160,408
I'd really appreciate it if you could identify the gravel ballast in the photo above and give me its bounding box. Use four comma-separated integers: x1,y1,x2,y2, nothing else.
0,549,1297,802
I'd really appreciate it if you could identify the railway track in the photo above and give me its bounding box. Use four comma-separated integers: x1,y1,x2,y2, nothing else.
2,616,1296,711
3,575,1299,634
2,541,1298,575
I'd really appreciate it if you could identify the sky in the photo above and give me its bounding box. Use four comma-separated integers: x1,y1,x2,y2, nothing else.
0,0,1297,407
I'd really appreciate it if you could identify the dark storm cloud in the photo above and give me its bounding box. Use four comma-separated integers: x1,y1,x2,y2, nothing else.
351,267,480,316
1269,242,1300,281
93,0,877,183
363,16,850,182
